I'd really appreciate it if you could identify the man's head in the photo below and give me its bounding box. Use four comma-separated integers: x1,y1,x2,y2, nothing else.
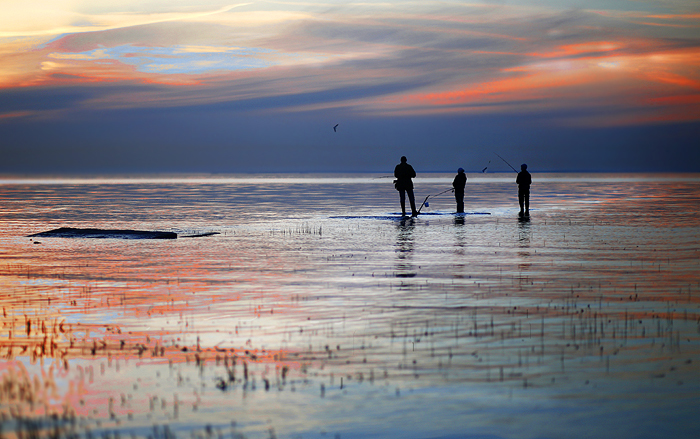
401,156,407,163
521,164,528,171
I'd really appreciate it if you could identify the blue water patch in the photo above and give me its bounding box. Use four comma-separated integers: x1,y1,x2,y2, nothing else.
52,44,279,74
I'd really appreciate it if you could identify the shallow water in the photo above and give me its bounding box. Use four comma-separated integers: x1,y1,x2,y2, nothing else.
0,173,699,439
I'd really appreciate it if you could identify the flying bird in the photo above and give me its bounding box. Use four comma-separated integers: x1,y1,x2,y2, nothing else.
333,124,339,132
482,167,488,173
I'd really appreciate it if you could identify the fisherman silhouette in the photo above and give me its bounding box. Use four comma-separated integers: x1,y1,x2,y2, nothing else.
452,168,467,213
516,163,532,216
394,156,418,217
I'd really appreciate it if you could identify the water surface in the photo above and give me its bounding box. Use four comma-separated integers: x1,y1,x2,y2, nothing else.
0,173,699,439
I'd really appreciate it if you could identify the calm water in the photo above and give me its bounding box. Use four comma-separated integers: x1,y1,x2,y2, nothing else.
0,173,699,439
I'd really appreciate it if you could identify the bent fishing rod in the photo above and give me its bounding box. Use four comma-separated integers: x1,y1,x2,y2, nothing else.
418,187,455,213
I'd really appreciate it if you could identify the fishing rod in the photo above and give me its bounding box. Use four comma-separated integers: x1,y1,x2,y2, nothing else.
494,153,518,173
417,187,455,213
417,195,431,213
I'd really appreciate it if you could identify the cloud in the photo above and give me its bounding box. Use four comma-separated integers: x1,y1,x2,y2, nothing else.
0,110,33,120
0,2,252,38
0,1,698,129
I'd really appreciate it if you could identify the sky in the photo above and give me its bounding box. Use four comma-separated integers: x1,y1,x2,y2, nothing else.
0,0,699,174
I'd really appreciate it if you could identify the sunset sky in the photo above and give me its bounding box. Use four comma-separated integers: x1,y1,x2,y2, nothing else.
1,0,698,173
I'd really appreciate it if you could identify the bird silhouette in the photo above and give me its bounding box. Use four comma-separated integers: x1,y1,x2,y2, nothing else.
333,124,339,132
482,167,488,173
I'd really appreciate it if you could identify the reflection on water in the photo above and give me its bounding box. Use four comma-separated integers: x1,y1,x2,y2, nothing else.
395,217,416,278
0,174,699,439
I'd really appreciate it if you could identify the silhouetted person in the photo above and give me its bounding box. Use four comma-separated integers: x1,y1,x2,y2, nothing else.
452,168,466,213
516,163,531,215
394,156,418,217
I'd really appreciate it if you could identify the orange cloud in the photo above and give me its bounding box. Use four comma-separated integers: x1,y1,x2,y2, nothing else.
0,111,34,120
371,44,700,125
646,70,700,89
645,13,700,20
528,41,622,58
648,94,700,105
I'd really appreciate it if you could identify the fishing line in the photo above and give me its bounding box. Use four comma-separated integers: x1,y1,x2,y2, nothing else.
494,153,518,173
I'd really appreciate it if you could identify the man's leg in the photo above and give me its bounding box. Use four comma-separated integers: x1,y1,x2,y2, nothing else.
524,191,530,213
407,189,418,216
399,189,407,216
518,190,525,214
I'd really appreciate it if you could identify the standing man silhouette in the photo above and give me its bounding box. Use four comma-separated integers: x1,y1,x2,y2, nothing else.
452,168,467,213
394,156,418,217
516,163,531,215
